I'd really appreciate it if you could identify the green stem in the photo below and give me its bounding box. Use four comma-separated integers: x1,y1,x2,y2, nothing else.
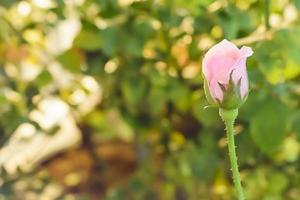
219,108,245,200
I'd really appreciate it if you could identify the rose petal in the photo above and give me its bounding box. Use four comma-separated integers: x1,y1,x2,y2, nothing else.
202,39,240,81
240,46,253,58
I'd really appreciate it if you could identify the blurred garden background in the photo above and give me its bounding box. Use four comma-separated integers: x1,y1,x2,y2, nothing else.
0,0,300,199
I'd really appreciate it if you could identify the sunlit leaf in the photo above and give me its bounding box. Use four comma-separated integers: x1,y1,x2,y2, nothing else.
57,49,82,73
74,30,102,51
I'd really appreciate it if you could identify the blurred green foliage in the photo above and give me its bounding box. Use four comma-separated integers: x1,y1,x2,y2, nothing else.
0,0,300,200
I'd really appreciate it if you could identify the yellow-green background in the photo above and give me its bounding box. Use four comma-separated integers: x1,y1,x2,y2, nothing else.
0,0,300,199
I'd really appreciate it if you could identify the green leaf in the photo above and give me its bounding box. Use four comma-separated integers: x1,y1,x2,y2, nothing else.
0,0,19,7
35,70,52,88
186,135,218,182
73,30,101,51
95,0,120,18
250,99,289,153
295,0,300,10
267,172,288,194
193,100,219,127
169,82,191,112
121,78,147,106
291,111,300,141
148,87,167,116
174,0,212,15
100,27,119,56
57,49,82,73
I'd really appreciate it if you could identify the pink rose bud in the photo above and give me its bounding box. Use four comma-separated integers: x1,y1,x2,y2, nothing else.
202,39,253,109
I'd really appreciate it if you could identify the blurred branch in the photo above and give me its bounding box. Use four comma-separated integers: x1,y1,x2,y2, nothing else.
78,123,106,171
232,28,272,46
264,0,271,30
0,15,22,39
213,18,295,49
207,1,224,13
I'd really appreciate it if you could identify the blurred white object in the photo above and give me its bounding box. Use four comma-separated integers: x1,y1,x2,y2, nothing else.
46,17,81,55
0,98,80,174
30,97,70,130
0,80,102,174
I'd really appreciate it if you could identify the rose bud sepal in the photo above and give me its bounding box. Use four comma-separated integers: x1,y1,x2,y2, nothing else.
216,70,249,110
203,77,218,107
